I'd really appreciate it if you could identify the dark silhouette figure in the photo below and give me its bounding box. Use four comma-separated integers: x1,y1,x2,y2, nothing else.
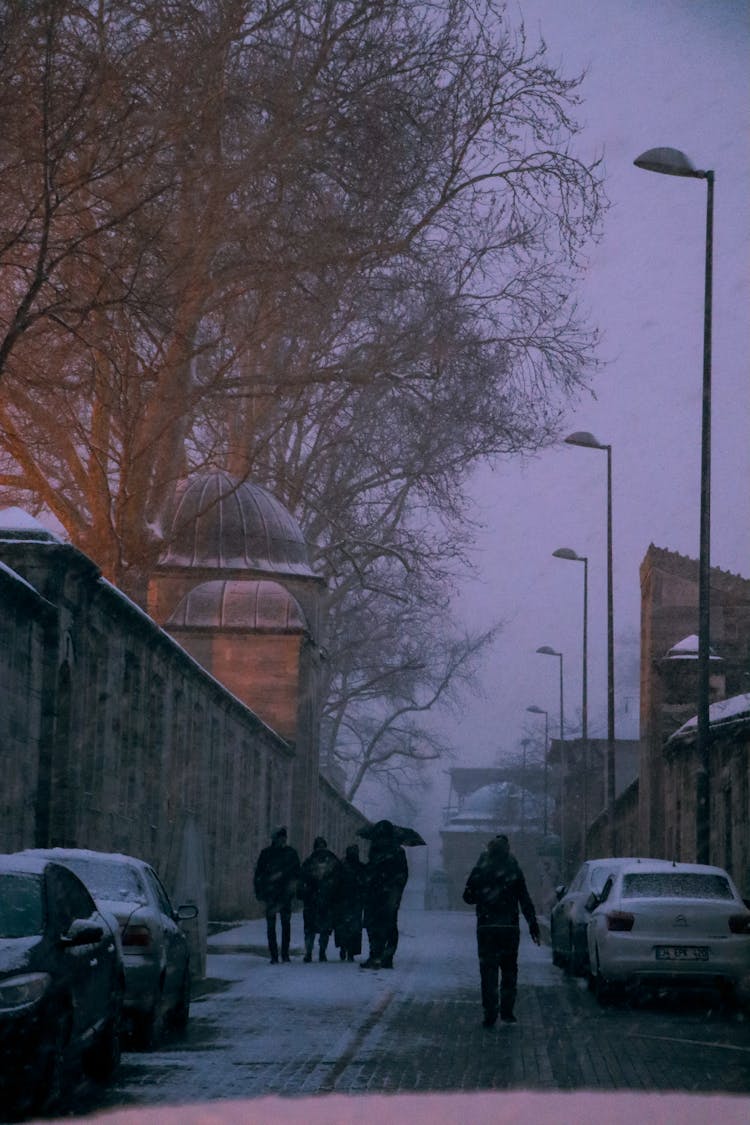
253,827,301,963
299,836,343,962
463,834,540,1026
334,844,367,961
361,820,408,969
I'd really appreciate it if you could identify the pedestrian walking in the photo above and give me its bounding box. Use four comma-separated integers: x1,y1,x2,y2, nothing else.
253,826,301,964
334,843,367,961
299,836,343,962
463,833,540,1027
361,820,408,969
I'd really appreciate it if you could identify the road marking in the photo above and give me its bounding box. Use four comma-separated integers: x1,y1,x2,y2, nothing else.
318,988,396,1092
634,1033,750,1054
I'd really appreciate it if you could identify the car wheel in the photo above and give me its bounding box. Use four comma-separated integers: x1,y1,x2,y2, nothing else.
38,1008,72,1113
170,966,191,1033
550,922,564,967
87,975,123,1079
563,924,577,975
592,950,624,1007
131,998,162,1050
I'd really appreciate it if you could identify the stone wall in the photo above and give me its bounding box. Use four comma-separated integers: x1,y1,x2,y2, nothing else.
0,531,366,935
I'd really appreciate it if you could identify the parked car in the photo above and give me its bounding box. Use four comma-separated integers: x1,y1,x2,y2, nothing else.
0,853,123,1117
586,858,750,1006
23,849,198,1046
550,857,646,974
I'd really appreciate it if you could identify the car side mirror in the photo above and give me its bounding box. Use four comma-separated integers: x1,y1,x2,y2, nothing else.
554,884,566,902
60,919,104,947
176,904,198,921
584,892,599,913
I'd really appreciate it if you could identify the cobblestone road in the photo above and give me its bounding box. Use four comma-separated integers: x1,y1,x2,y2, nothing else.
73,908,750,1115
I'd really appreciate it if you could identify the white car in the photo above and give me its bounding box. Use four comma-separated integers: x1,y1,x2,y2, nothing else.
24,849,197,1045
550,856,649,975
586,859,750,1006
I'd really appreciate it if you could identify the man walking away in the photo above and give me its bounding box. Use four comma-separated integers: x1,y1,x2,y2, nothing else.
299,836,343,962
253,827,301,963
463,834,540,1027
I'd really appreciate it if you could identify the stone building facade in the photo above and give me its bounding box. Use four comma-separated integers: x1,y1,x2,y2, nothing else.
0,480,367,928
638,545,750,864
584,545,750,897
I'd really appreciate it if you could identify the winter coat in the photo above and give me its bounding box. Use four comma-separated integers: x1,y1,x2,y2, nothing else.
299,847,343,933
253,843,301,911
334,852,367,953
463,848,539,937
364,839,408,928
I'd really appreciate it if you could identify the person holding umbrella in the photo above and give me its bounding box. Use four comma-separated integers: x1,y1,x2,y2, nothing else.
359,820,411,969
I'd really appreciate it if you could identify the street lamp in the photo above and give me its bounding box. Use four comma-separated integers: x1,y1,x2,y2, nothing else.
634,146,714,865
535,646,563,844
552,548,589,831
564,432,616,852
526,705,549,835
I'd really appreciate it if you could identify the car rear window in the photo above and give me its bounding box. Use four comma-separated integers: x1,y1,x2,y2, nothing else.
62,858,147,904
0,872,44,937
621,872,734,900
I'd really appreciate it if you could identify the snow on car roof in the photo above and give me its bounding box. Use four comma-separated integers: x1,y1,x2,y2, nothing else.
21,847,150,870
1,852,59,874
612,859,731,878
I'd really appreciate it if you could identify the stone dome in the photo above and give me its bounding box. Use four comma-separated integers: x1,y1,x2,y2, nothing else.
160,471,314,576
446,781,542,830
166,580,307,631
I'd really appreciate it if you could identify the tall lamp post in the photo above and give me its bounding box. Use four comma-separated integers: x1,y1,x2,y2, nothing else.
536,646,564,847
552,548,589,832
564,432,616,852
634,146,714,865
526,705,549,836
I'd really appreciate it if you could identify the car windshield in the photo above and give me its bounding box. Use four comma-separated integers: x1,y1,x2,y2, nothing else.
62,858,147,904
0,872,44,937
590,867,614,894
621,872,734,900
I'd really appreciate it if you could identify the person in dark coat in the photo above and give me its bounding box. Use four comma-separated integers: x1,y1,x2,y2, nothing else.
463,834,540,1027
253,826,301,963
361,820,408,969
334,844,367,961
299,836,343,962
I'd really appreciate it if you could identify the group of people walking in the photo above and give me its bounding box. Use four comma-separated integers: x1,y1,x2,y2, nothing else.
254,823,540,1028
253,820,409,969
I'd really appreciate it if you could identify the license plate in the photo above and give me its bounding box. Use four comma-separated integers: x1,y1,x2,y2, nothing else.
655,946,709,961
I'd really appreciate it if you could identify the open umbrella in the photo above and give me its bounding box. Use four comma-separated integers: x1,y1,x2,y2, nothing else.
356,820,426,846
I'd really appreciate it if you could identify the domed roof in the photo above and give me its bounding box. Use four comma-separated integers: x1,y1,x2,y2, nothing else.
160,471,314,576
166,580,307,631
445,781,543,832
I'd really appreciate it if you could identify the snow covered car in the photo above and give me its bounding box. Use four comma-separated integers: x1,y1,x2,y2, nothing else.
550,856,648,974
0,853,123,1117
586,859,750,1005
23,849,197,1046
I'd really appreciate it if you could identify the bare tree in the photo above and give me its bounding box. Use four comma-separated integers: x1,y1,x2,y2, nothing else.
0,1,606,792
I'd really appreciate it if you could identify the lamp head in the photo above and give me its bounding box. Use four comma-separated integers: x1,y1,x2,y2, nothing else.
536,645,560,656
526,705,546,715
565,430,605,450
553,547,580,561
634,146,706,179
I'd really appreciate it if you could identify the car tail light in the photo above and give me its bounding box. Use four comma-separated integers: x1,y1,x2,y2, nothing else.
122,923,152,948
606,910,634,932
728,914,750,935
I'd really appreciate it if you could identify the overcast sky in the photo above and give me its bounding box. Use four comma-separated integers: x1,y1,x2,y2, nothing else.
366,0,750,835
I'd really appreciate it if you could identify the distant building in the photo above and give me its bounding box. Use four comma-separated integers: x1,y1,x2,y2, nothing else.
440,769,557,913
